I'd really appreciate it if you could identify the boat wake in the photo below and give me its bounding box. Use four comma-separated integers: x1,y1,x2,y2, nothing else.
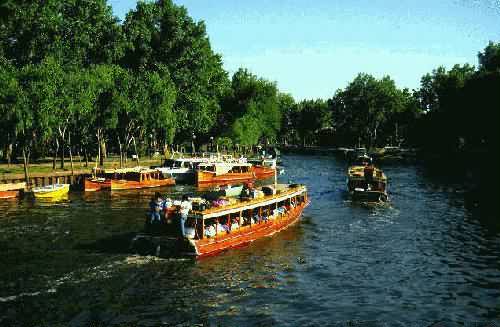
0,255,187,303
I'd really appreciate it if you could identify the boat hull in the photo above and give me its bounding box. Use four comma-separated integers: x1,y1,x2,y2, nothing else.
33,184,70,198
252,165,276,180
0,190,19,199
84,178,111,192
192,201,308,258
350,189,388,202
111,178,175,190
196,171,255,186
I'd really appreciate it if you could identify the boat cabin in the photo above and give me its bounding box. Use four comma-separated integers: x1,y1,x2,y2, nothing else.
197,162,253,175
184,184,308,241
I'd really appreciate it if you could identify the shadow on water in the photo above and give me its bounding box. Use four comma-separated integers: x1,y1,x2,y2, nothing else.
74,232,138,255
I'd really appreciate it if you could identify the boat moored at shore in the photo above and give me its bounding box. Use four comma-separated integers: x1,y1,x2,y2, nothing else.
32,184,70,199
196,161,275,186
0,182,26,199
110,167,175,190
156,157,211,183
84,168,113,192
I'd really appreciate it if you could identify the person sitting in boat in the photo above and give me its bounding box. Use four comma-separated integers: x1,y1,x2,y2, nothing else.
205,224,216,238
216,221,230,233
149,192,164,224
179,195,192,237
231,218,239,231
240,182,253,200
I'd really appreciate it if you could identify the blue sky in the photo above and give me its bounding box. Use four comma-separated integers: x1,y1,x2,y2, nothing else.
109,0,500,100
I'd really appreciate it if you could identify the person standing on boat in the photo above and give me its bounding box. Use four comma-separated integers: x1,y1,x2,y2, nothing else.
364,159,374,190
179,195,192,237
149,192,164,224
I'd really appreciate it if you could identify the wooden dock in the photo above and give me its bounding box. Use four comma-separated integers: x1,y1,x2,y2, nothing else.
0,170,91,190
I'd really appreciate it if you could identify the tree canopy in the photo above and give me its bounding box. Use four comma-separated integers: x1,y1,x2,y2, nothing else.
0,0,498,172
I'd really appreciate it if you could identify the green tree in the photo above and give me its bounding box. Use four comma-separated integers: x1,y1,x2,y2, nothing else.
330,73,413,148
220,68,282,146
0,0,123,67
122,0,228,138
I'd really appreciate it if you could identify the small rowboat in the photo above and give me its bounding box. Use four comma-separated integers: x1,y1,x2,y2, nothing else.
32,184,70,198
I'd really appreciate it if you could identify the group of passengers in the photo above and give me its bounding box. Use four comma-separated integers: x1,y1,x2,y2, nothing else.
203,203,291,239
148,193,192,237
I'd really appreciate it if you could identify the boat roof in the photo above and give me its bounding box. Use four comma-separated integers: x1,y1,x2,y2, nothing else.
348,166,387,181
194,184,307,219
103,166,159,174
198,162,252,168
0,182,26,191
169,157,211,163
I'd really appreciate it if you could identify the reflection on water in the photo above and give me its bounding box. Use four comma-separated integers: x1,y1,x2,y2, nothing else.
0,155,499,326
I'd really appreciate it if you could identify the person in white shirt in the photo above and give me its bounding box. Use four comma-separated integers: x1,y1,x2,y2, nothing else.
179,195,192,237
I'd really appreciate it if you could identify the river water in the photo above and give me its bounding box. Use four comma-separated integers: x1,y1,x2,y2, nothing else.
0,155,499,326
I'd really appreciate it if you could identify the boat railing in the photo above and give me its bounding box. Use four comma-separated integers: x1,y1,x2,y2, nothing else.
192,185,306,218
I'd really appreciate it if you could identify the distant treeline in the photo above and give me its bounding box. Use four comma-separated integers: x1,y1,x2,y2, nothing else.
0,0,498,172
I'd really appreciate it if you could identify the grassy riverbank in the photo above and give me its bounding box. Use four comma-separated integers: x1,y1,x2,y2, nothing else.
0,156,164,178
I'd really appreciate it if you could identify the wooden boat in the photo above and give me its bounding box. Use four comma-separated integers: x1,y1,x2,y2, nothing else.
156,157,211,183
110,167,175,190
84,168,112,192
196,161,275,186
0,182,25,199
132,184,309,258
249,158,278,179
84,177,111,192
347,155,388,202
196,162,254,186
32,184,70,198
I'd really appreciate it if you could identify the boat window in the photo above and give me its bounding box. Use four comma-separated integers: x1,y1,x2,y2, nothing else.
125,172,141,181
163,159,176,168
241,209,253,226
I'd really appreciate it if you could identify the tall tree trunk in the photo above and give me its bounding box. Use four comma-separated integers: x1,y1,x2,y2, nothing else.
77,149,83,168
118,136,123,168
133,137,140,166
96,131,102,167
68,133,74,176
7,143,12,167
22,147,30,189
84,147,89,167
53,139,59,170
99,140,105,166
60,137,65,169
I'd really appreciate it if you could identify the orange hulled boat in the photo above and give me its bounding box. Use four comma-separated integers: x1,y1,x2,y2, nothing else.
110,167,175,190
132,183,309,258
84,168,112,192
196,162,275,186
0,182,25,199
251,158,278,180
